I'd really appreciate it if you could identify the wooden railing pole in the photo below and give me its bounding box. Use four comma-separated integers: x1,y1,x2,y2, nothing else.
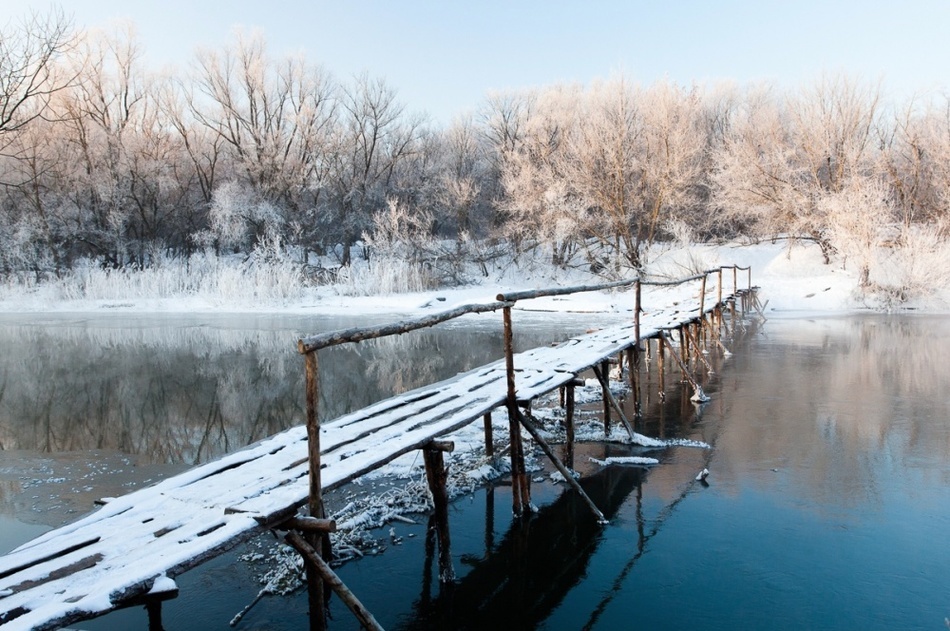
717,269,723,337
503,306,529,515
423,444,455,583
699,273,707,321
303,351,326,631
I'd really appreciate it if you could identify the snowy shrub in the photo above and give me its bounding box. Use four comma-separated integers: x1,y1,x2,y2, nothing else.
208,181,283,251
866,226,950,308
336,258,438,296
14,252,305,304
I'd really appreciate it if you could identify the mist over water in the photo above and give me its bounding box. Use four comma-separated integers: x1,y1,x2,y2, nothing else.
1,313,948,629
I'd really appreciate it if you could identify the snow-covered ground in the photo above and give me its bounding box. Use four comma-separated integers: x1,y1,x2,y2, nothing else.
2,240,942,317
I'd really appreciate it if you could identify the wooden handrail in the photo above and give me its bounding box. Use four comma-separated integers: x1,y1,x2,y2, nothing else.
297,301,512,354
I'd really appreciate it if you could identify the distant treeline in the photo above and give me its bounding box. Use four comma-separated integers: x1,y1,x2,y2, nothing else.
2,10,949,292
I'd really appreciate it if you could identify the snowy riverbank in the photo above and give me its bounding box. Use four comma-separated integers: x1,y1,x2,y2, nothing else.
3,241,945,318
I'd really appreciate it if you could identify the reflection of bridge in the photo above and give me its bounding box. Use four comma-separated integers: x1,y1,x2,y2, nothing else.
405,464,648,631
0,268,761,630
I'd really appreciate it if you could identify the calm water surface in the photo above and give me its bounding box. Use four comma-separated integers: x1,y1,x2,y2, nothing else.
1,313,948,630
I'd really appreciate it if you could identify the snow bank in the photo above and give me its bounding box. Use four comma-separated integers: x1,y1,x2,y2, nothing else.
3,240,938,316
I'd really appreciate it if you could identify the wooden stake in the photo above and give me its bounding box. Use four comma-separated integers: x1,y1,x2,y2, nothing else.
303,351,326,631
657,335,666,399
423,446,455,583
565,382,576,469
683,325,714,374
483,412,494,459
626,346,640,420
503,306,530,515
661,331,706,400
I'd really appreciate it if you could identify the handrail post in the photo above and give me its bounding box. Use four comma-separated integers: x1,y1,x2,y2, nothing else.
698,273,707,321
303,350,327,631
633,279,642,419
634,279,641,341
503,305,530,516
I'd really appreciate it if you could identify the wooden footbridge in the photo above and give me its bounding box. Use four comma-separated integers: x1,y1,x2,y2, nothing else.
0,266,761,631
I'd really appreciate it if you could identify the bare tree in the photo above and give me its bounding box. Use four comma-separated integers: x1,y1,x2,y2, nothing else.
190,30,337,251
326,72,423,264
0,8,74,138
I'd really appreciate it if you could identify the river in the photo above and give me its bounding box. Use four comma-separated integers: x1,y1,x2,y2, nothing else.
0,312,947,630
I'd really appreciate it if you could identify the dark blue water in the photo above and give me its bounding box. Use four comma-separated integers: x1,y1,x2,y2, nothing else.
3,314,949,630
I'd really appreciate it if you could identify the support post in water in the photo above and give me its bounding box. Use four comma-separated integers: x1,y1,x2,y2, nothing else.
600,359,612,435
483,412,493,459
591,363,637,440
657,335,666,399
423,441,456,583
502,306,531,515
302,350,327,631
632,280,642,419
626,346,639,422
565,380,577,468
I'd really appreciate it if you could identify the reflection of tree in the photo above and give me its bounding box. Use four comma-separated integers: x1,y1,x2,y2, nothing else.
0,316,588,464
708,316,950,511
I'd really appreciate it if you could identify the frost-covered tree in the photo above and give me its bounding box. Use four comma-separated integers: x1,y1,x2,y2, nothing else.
879,97,950,230
712,75,882,261
206,180,282,251
498,78,709,271
497,84,583,265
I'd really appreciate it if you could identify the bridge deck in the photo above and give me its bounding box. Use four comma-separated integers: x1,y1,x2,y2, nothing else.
0,287,745,630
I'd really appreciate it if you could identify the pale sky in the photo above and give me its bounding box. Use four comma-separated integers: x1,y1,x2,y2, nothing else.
5,1,949,124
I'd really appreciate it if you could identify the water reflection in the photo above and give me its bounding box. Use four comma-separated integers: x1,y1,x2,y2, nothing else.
0,313,593,464
405,464,647,630
709,315,950,511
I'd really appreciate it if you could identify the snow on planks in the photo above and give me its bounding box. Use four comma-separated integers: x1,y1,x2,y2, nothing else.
0,365,573,630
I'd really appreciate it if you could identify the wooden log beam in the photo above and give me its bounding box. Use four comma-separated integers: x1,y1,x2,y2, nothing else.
497,278,639,303
285,532,384,631
280,517,338,534
424,440,455,452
